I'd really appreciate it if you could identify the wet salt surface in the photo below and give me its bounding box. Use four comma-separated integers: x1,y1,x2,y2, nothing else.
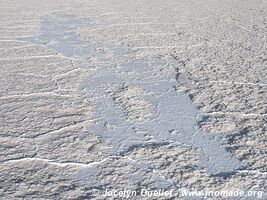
20,15,244,182
83,58,244,176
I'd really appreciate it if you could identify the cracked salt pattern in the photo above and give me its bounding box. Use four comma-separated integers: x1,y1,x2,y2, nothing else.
21,14,244,180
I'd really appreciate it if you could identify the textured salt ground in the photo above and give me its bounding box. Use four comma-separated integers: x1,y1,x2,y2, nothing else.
21,15,244,177
0,0,266,199
18,15,256,199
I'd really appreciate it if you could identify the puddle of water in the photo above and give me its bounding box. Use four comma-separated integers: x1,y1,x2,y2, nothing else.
21,15,98,59
82,60,243,175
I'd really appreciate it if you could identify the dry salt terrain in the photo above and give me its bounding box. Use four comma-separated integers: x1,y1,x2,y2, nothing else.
0,0,266,199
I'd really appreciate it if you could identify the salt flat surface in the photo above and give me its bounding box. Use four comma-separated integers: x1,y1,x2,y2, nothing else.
0,0,266,199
